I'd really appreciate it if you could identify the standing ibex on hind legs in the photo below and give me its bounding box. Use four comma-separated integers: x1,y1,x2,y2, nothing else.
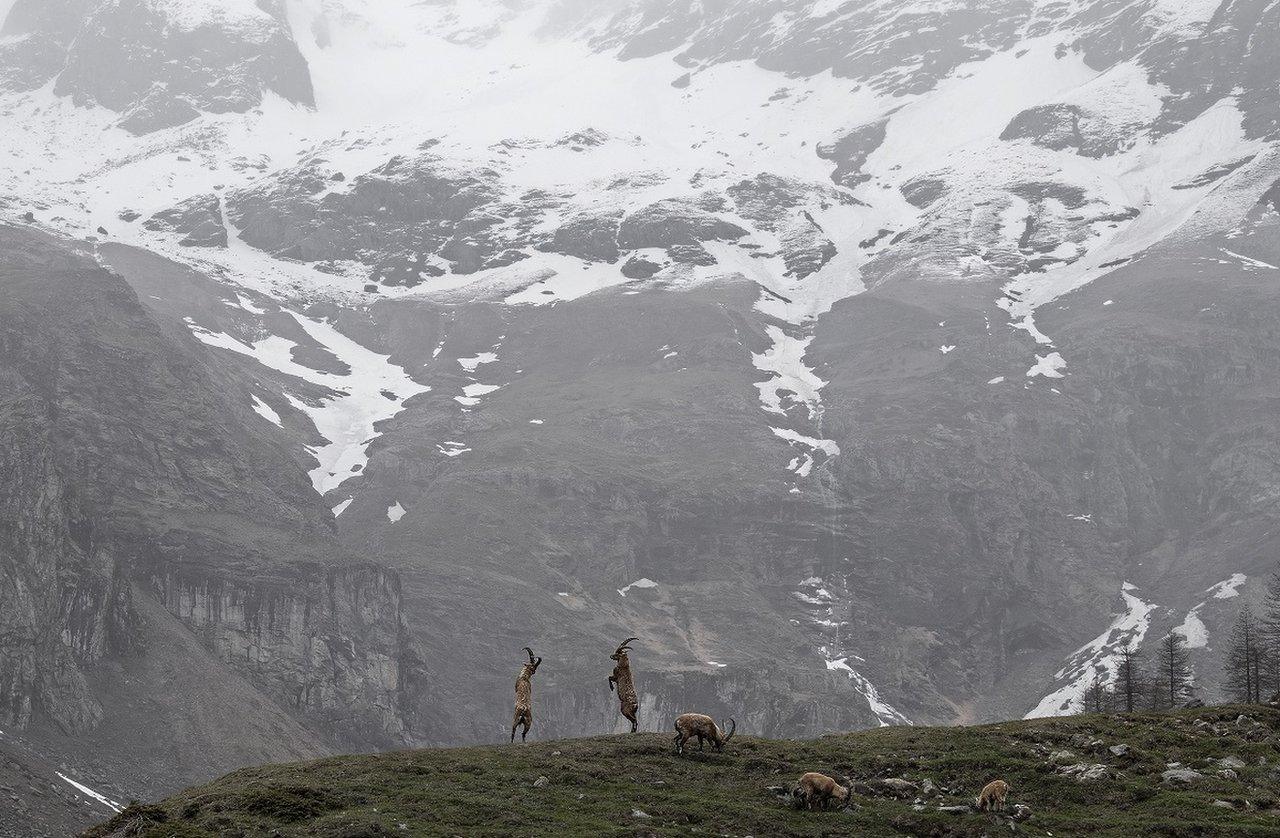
673,713,735,755
510,646,542,743
608,636,640,733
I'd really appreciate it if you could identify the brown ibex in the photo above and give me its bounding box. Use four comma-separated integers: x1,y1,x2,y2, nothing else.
608,636,639,733
976,779,1009,812
673,712,735,755
793,772,852,811
510,646,542,743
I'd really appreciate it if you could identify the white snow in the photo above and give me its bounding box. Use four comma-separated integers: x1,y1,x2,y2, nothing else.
988,376,1005,384
55,772,123,813
331,497,353,517
752,326,826,417
1174,574,1247,649
1210,574,1248,598
437,440,471,457
1220,247,1278,270
457,351,498,372
1026,581,1157,717
234,293,266,314
454,381,501,406
1026,352,1066,379
770,426,840,457
617,578,658,597
1174,608,1209,649
825,656,912,727
528,418,544,424
939,344,956,354
386,501,406,522
706,660,728,668
250,395,282,427
184,312,427,493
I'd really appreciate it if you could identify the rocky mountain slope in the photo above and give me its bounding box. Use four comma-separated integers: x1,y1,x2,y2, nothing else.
2,0,1280,834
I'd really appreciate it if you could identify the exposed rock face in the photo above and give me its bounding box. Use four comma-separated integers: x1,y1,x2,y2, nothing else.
817,119,889,189
0,0,313,132
0,225,420,829
144,194,227,248
1000,104,1131,158
227,153,512,285
152,563,414,748
616,198,748,252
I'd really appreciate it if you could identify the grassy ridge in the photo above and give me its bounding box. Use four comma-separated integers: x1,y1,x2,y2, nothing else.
88,707,1280,837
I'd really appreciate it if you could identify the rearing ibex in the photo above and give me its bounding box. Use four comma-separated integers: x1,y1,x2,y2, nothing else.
673,712,735,755
510,646,542,743
608,636,639,733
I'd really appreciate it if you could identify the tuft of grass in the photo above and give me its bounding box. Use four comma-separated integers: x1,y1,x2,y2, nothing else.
84,706,1280,837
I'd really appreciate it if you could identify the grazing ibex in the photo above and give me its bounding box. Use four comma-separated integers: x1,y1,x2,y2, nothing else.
608,636,639,733
976,779,1009,812
510,646,542,743
673,712,735,755
793,772,852,811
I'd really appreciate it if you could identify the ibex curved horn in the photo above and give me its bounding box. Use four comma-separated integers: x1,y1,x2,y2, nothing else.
523,646,536,663
615,636,639,654
723,718,736,742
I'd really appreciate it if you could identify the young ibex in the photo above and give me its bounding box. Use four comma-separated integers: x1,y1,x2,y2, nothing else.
793,772,852,811
510,646,542,743
976,779,1009,812
673,712,735,755
608,636,640,733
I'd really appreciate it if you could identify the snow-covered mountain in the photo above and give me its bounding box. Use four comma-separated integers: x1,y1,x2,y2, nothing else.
2,1,1280,833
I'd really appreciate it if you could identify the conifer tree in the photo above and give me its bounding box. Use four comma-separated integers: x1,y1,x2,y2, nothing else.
1261,569,1280,697
1225,604,1264,704
1114,646,1143,712
1080,673,1110,714
1154,632,1193,708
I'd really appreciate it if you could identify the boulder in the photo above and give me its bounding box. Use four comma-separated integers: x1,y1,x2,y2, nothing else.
1161,768,1204,785
879,778,918,797
1057,763,1111,782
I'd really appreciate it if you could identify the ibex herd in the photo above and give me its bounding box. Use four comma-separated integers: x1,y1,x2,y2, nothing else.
511,635,733,753
508,636,1009,816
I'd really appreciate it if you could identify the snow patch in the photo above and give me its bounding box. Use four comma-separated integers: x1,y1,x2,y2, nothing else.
1026,582,1157,717
617,578,658,597
55,772,122,813
752,326,826,417
387,501,406,522
825,655,912,727
1026,352,1066,379
250,395,282,427
184,312,428,494
457,351,498,372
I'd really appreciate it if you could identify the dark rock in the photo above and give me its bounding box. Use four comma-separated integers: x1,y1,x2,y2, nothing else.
621,255,663,279
816,118,888,188
144,194,227,248
617,199,747,250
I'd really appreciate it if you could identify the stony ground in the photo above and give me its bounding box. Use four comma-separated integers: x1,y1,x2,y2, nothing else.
87,706,1280,837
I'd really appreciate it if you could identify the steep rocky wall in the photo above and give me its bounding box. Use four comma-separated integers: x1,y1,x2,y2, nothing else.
0,225,420,755
150,563,415,748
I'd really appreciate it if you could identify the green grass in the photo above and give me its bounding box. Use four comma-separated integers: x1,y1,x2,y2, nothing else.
87,706,1280,837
